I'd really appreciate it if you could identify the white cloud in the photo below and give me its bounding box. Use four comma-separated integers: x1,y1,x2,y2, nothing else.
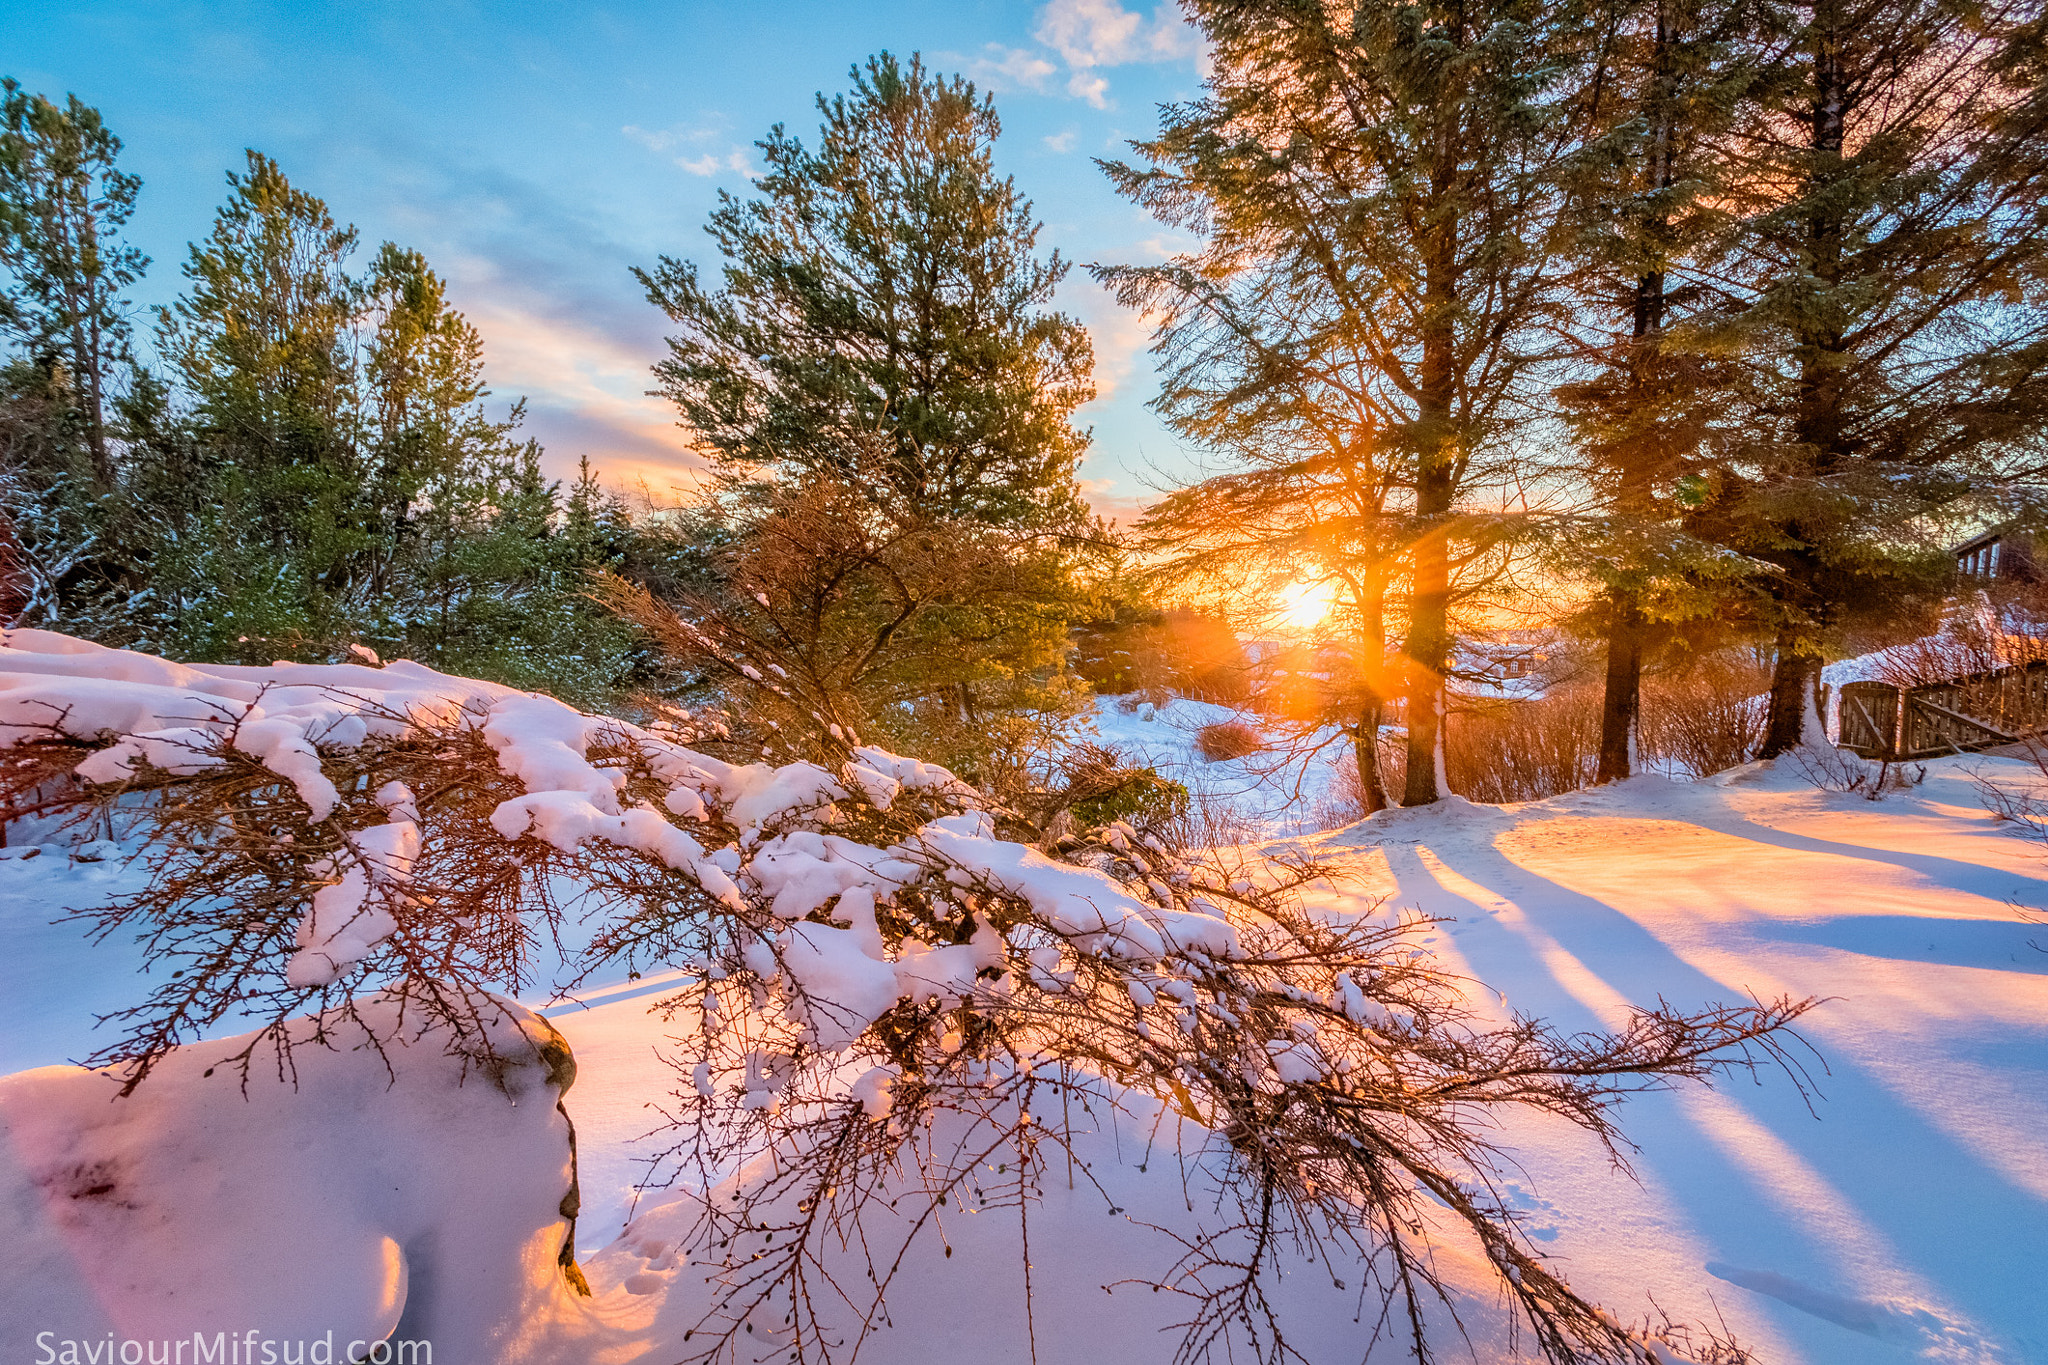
957,44,1059,93
1043,129,1078,153
1035,0,1202,69
621,123,714,154
947,5,1204,111
1067,72,1111,108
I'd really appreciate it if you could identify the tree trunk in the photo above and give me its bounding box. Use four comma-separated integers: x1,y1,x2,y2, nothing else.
1760,0,1849,750
1759,632,1822,758
1596,3,1681,785
1402,172,1459,807
80,311,113,489
1353,703,1390,814
1402,500,1453,806
1596,595,1644,782
1352,580,1393,813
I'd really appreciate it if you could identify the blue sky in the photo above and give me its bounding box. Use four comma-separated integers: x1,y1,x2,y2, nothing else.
3,0,1214,519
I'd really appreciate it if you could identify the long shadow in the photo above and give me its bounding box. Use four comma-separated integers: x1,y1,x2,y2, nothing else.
1766,914,2048,975
1385,839,2048,1360
1704,812,2048,907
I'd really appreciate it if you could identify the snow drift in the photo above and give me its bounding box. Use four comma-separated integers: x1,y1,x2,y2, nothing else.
0,994,583,1359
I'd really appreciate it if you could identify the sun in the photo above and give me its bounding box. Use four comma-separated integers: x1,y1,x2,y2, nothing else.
1276,578,1337,632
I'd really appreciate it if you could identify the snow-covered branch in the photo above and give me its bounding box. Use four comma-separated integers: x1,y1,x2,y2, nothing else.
0,627,1811,1364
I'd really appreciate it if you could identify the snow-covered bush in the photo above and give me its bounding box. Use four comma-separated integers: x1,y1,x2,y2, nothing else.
0,628,1814,1364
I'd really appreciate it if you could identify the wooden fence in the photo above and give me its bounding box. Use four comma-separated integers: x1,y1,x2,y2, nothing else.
1838,660,2048,760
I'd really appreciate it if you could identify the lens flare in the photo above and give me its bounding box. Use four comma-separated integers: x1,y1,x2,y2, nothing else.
1276,579,1336,631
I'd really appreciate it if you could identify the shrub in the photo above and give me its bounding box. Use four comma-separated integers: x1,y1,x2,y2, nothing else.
1976,732,2048,843
1319,656,1768,811
1445,687,1603,804
1066,766,1191,833
1640,656,1770,778
1196,720,1264,762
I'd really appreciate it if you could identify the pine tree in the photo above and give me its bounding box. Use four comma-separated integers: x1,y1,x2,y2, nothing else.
1102,0,1584,805
636,52,1094,532
1703,0,2048,756
135,151,634,693
154,151,369,653
1551,0,1762,781
632,55,1104,758
0,80,146,490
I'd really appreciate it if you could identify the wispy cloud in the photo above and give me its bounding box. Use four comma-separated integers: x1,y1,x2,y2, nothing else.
951,43,1059,94
944,1,1208,111
348,146,712,495
1068,278,1156,409
1066,72,1111,108
669,149,756,178
621,123,755,177
948,4,1202,110
621,123,714,154
1043,129,1078,153
461,292,712,493
1075,474,1153,526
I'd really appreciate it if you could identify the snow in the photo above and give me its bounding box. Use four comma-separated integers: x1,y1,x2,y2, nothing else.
400,751,2026,1363
1,641,2045,1362
1087,693,1355,836
286,815,421,987
558,755,2048,1362
0,993,582,1357
911,814,1240,959
481,694,630,808
776,921,904,1050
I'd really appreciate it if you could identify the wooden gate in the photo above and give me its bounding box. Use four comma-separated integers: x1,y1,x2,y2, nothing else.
1838,660,2048,760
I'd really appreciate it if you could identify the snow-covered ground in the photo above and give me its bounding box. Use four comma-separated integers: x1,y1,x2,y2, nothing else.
512,754,2048,1363
1088,694,1357,836
3,684,2045,1362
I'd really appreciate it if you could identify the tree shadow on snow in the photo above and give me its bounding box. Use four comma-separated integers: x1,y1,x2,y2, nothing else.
1375,837,2044,1365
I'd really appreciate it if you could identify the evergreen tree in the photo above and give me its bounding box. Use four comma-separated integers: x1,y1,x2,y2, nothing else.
1551,0,1762,781
135,151,637,695
1702,0,2048,755
0,79,146,489
361,242,495,601
636,52,1094,531
154,151,369,653
1102,0,1584,805
632,55,1104,756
